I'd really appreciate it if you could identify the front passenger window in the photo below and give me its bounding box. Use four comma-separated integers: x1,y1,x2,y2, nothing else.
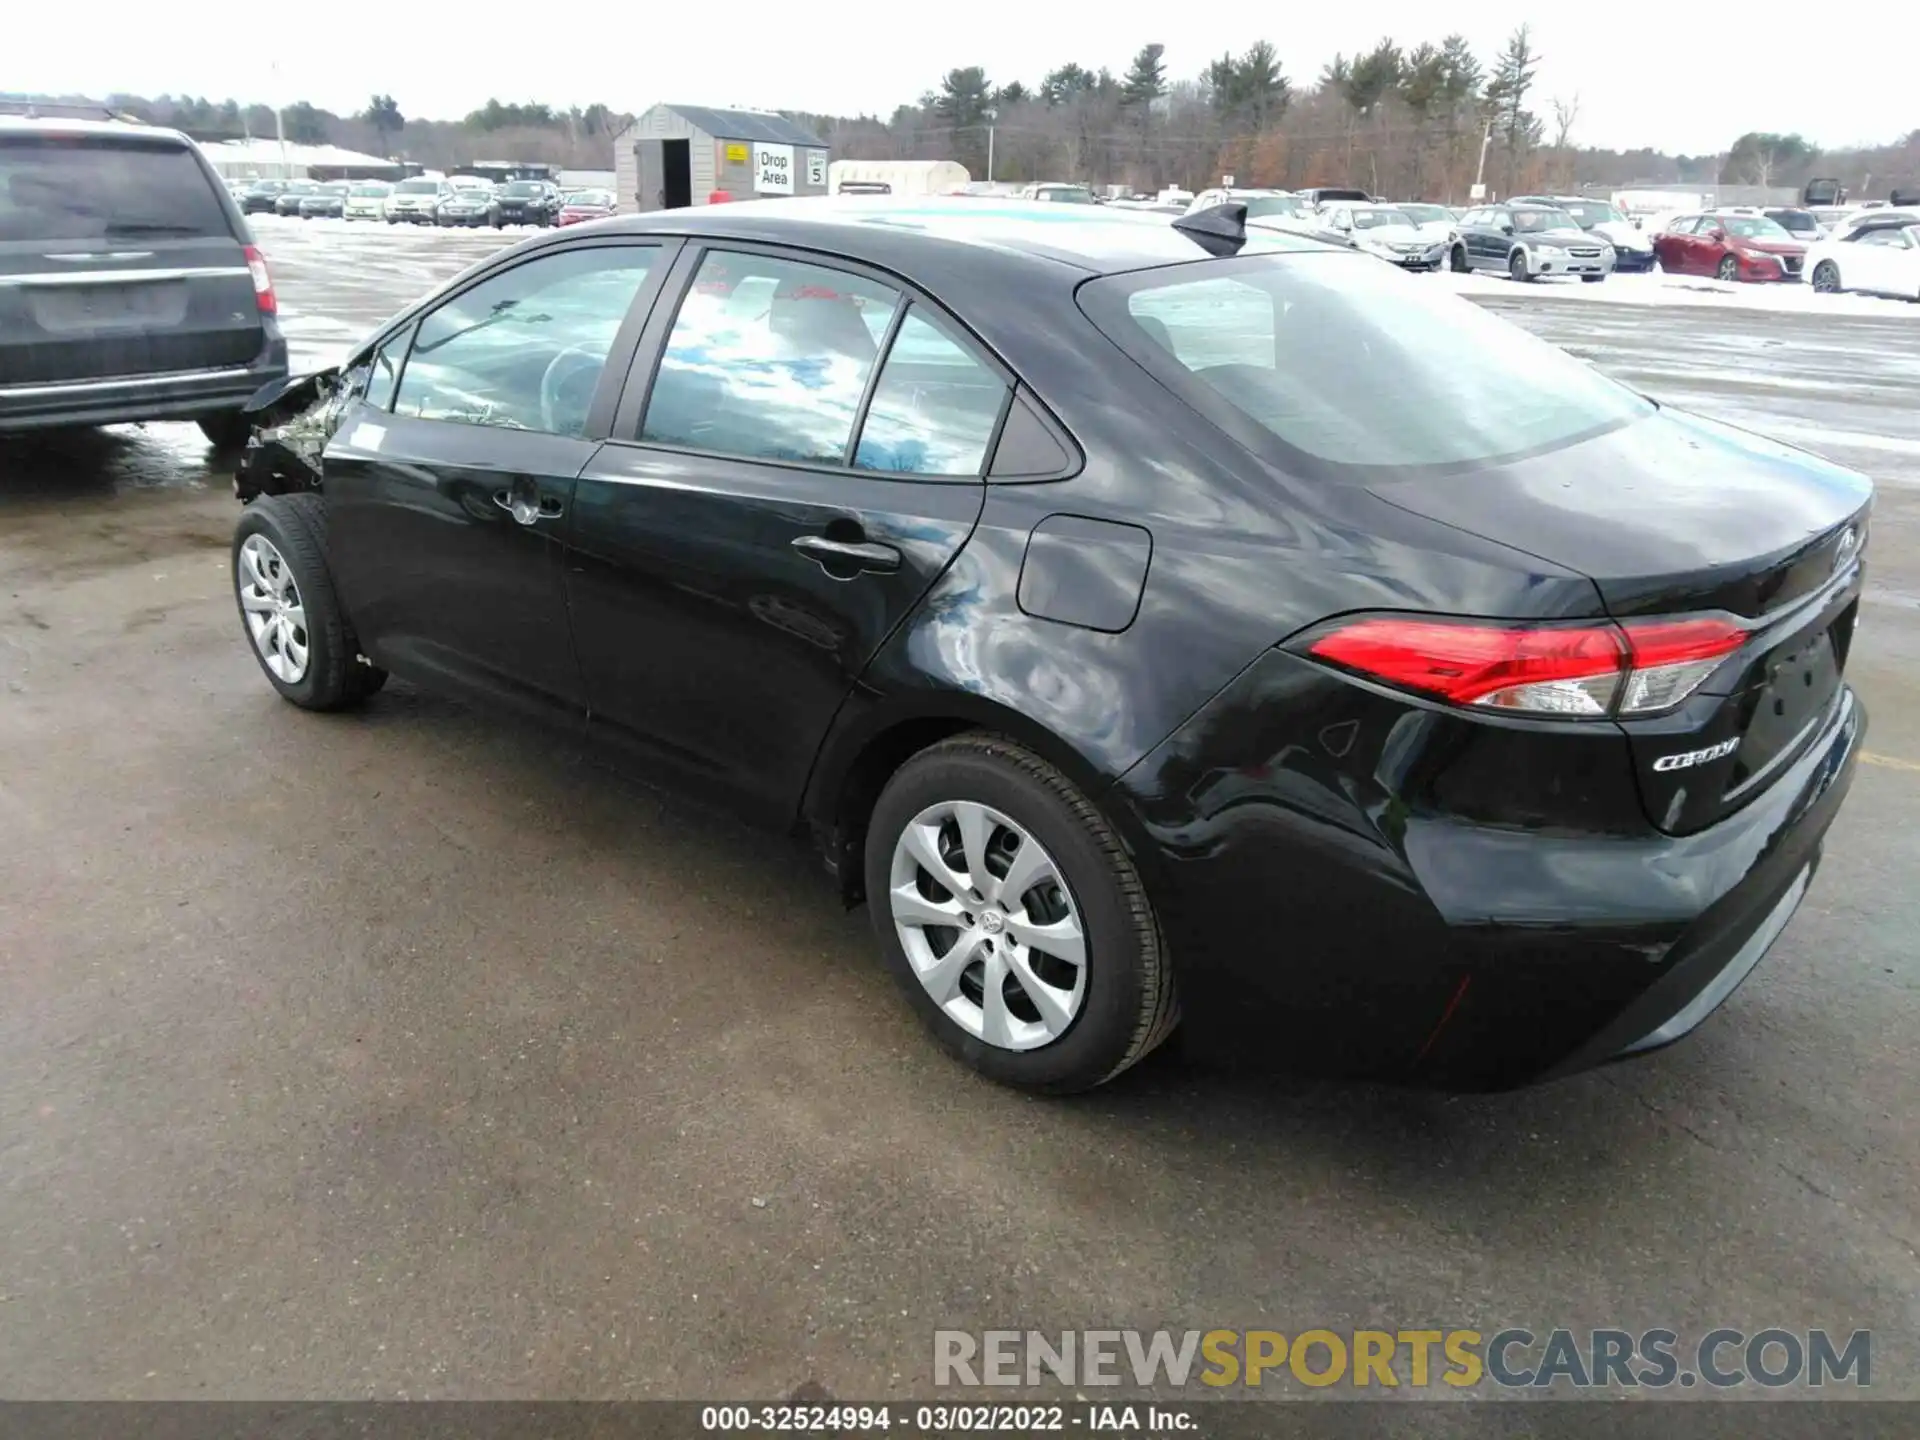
391,245,657,438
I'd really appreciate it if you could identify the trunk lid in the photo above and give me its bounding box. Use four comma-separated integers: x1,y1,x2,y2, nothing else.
0,130,261,385
1370,408,1872,835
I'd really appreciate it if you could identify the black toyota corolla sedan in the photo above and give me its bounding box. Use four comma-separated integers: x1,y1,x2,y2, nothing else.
228,198,1870,1093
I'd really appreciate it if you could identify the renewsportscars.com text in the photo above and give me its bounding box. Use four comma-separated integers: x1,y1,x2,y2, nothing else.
934,1328,1871,1391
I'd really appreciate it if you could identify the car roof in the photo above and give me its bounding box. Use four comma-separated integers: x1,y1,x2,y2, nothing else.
604,196,1335,275
0,114,191,147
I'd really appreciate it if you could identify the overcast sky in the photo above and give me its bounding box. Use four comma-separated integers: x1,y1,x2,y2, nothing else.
16,3,1909,155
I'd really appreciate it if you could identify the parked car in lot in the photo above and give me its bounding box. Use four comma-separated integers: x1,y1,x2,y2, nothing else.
272,181,321,217
226,198,1868,1094
0,115,287,444
385,176,455,224
1652,212,1807,282
240,179,289,214
1806,216,1920,300
1510,194,1656,271
1021,182,1098,204
1451,203,1615,281
557,188,617,226
1393,202,1461,249
1185,188,1335,244
494,179,561,227
1298,186,1373,207
342,181,392,220
1763,207,1826,242
1318,202,1448,269
436,183,500,227
297,181,353,219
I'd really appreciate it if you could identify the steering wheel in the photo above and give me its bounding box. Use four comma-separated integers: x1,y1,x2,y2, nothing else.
538,345,605,435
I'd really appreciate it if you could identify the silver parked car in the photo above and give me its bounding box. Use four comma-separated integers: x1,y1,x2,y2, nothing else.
385,176,455,224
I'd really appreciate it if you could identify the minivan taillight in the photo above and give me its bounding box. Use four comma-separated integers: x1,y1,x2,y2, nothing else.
242,244,276,315
1303,615,1746,718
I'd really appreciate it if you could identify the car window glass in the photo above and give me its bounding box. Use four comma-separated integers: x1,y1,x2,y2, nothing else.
0,137,232,243
391,245,656,438
362,324,414,411
853,307,1008,476
1096,256,1650,471
1858,229,1897,246
641,250,901,465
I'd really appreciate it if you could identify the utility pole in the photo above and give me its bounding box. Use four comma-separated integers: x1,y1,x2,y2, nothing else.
1471,117,1495,200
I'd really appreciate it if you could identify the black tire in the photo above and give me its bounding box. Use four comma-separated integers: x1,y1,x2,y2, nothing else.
232,493,387,711
198,410,253,450
1582,273,1606,284
1716,255,1740,282
1508,249,1532,282
1450,244,1469,273
864,733,1178,1093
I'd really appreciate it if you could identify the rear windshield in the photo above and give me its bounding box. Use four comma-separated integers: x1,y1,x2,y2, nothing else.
501,181,544,196
1243,196,1305,219
0,136,232,243
1078,252,1652,474
395,179,441,194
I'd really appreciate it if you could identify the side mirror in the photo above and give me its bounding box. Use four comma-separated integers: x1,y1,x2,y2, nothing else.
1498,221,1515,235
1709,227,1728,241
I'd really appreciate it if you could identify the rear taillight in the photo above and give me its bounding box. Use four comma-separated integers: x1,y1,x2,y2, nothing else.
242,243,276,315
1304,615,1746,719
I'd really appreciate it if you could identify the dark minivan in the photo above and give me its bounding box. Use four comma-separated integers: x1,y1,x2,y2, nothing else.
0,116,287,443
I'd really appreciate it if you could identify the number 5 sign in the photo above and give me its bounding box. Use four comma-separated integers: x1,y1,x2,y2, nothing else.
753,144,794,195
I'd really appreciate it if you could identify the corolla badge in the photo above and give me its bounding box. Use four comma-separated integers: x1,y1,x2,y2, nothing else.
1653,737,1741,773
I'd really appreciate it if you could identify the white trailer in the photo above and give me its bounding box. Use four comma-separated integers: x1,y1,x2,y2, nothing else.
826,160,971,197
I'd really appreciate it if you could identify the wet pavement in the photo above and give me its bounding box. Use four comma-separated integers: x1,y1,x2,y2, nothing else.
2,215,1918,1400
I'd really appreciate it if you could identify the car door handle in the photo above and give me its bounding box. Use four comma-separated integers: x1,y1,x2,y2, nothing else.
791,534,901,575
493,489,564,525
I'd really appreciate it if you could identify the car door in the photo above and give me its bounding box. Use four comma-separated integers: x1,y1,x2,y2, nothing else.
320,238,676,725
1849,226,1902,292
565,244,1010,823
1654,216,1693,272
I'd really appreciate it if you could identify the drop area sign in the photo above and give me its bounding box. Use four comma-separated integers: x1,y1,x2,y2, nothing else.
754,144,795,194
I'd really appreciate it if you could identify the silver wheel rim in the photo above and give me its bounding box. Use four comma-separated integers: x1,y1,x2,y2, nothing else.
889,800,1087,1052
1814,264,1837,292
237,533,309,683
1719,259,1738,281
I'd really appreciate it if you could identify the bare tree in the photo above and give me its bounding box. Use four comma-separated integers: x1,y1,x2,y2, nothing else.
1550,93,1580,188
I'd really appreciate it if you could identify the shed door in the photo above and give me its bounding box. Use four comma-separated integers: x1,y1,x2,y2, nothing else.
636,139,664,212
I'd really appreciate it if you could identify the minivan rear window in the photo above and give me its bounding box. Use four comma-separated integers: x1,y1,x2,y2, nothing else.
1079,251,1652,474
0,136,233,243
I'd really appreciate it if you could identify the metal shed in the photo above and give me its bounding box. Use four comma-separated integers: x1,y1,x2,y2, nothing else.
614,104,830,213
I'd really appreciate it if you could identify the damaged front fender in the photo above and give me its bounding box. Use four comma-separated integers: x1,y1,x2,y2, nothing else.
233,365,346,503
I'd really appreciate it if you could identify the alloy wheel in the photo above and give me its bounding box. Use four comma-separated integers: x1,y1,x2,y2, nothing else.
237,533,309,683
888,800,1087,1051
1812,262,1839,293
1717,257,1739,282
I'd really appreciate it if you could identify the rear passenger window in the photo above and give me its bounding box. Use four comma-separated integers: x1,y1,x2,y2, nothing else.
854,308,1008,476
642,251,901,465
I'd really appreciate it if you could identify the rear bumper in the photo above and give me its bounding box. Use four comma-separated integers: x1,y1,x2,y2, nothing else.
0,327,288,432
1114,650,1865,1090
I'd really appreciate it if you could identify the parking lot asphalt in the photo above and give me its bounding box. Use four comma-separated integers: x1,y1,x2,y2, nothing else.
2,216,1917,1400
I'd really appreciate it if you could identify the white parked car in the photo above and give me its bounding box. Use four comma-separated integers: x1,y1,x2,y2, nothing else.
1393,202,1462,249
1511,195,1656,272
385,176,455,224
1806,217,1920,300
1318,202,1449,270
342,181,392,221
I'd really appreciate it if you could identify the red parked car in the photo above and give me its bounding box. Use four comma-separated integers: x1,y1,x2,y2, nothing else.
1651,211,1808,282
555,188,617,226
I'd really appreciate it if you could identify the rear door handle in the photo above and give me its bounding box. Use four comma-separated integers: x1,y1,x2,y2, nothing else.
791,534,902,575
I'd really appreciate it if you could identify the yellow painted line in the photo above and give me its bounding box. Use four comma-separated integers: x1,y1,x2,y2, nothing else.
1862,751,1920,774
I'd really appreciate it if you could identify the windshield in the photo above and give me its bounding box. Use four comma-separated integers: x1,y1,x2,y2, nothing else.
283,182,317,194
1559,200,1623,226
1509,208,1568,233
320,183,351,195
1767,210,1818,233
1351,208,1414,229
1722,215,1792,240
1397,205,1452,225
349,184,389,197
502,181,544,196
1035,186,1095,203
1243,196,1306,219
0,136,234,242
1079,252,1652,474
395,179,441,194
